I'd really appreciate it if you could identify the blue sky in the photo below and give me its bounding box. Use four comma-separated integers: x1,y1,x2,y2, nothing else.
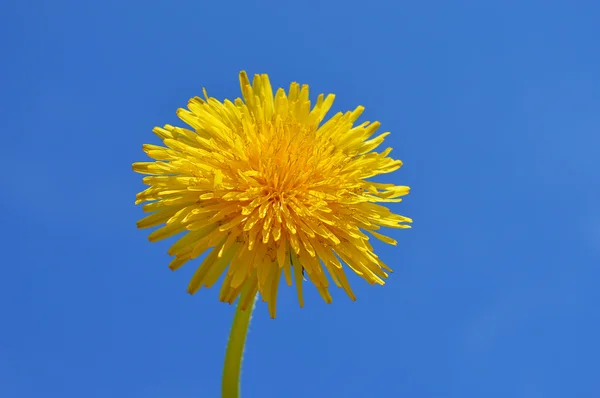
2,0,599,397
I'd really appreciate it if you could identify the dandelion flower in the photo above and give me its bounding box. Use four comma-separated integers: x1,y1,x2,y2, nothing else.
133,71,411,318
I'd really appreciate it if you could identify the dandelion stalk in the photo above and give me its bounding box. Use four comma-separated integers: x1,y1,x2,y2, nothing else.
222,285,257,398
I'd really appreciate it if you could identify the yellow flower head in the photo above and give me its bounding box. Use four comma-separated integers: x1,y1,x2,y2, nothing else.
133,71,411,318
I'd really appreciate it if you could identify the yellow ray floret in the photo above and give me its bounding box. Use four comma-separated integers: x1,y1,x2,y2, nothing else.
133,71,411,318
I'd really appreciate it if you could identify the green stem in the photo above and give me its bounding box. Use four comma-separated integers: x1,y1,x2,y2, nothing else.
222,287,257,398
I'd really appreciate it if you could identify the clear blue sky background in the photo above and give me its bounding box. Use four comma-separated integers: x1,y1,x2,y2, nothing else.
2,0,599,397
